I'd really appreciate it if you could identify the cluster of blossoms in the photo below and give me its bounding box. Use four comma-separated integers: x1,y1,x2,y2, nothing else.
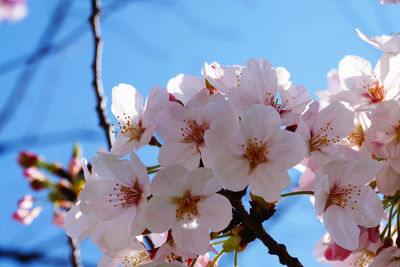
14,145,84,227
0,0,27,23
61,27,400,267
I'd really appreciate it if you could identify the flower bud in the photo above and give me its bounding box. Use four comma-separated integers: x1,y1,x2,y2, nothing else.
18,151,39,168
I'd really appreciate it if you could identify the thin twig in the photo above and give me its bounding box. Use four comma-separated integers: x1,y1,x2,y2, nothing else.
219,189,303,267
68,237,83,267
90,0,112,149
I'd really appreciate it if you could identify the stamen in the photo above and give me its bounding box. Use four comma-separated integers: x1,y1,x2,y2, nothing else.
112,114,145,142
173,190,203,221
310,123,340,151
121,250,150,266
265,92,286,113
242,137,269,172
362,78,385,103
180,120,208,146
324,184,361,212
107,180,143,209
350,250,375,267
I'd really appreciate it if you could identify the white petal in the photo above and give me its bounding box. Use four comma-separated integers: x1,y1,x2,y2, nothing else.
324,205,360,250
267,130,306,168
110,134,136,157
376,161,400,196
186,168,221,196
103,208,137,250
198,194,232,231
172,220,210,255
213,154,250,191
338,55,374,92
249,161,290,202
240,104,281,142
158,142,200,171
167,74,205,105
111,83,143,119
146,196,176,233
351,186,383,228
130,152,150,188
150,165,188,196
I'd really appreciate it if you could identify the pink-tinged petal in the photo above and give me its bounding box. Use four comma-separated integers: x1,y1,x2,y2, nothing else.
172,220,210,255
313,101,354,143
357,28,400,54
241,58,278,100
167,74,205,105
186,168,221,196
267,130,306,168
143,86,169,125
376,53,400,95
146,196,176,233
204,117,240,156
324,242,352,261
79,180,125,221
158,142,200,171
229,87,258,116
324,205,360,250
212,154,250,192
249,162,290,203
351,186,383,228
338,56,374,92
369,246,400,267
64,204,98,242
91,151,135,186
314,174,330,217
240,104,281,142
111,83,143,120
156,102,187,141
103,208,137,250
390,158,400,173
150,165,188,196
148,232,168,248
336,158,380,186
197,194,232,231
98,255,119,267
110,134,136,157
376,161,400,196
371,100,400,131
130,153,150,188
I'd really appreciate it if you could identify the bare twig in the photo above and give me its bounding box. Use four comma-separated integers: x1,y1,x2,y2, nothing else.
68,237,83,267
219,189,303,267
90,0,112,149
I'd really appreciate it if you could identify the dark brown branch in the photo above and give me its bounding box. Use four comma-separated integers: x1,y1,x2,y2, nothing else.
68,237,83,267
219,189,303,267
90,0,112,149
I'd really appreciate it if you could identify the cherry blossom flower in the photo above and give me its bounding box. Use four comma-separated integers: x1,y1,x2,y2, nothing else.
12,195,42,225
380,0,400,4
356,29,400,55
295,101,354,164
64,203,98,243
0,0,27,23
167,74,206,105
202,61,243,94
111,83,168,157
204,104,306,202
338,54,400,110
146,166,232,255
369,246,400,267
314,158,383,250
78,151,150,250
156,89,234,170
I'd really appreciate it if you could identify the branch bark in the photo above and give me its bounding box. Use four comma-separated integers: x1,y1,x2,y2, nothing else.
68,237,83,267
219,189,303,267
90,0,112,149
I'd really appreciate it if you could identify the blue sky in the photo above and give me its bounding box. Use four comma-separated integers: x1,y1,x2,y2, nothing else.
1,0,400,266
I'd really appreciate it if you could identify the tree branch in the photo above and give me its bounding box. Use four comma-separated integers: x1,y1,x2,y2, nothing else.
219,189,303,267
90,0,112,149
68,237,83,267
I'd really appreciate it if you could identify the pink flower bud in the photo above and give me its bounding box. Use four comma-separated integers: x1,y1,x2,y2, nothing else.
52,210,66,228
18,151,38,168
68,157,82,177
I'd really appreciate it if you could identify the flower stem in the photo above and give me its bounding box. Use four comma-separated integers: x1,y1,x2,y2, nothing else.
280,191,314,198
388,203,395,238
210,240,226,246
234,249,238,267
209,250,224,267
189,256,198,267
146,164,161,171
212,232,232,240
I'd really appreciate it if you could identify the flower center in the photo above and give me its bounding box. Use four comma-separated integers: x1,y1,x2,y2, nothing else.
242,137,269,172
173,190,202,221
180,120,208,146
362,79,385,103
310,123,340,152
121,251,150,266
324,183,361,212
108,180,143,209
347,124,365,147
112,113,145,141
350,250,375,267
265,92,285,113
395,123,400,143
